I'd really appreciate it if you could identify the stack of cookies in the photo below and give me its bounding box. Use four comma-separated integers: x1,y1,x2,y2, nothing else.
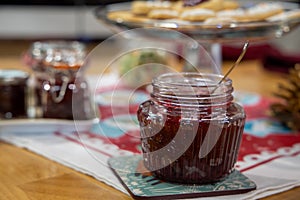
108,0,300,25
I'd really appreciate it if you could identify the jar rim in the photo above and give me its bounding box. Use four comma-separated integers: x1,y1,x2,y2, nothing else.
30,40,85,59
28,40,86,70
0,69,29,84
151,72,234,109
152,72,231,88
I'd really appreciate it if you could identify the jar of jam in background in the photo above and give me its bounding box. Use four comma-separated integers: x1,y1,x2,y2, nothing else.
26,41,92,120
137,72,246,184
0,69,29,119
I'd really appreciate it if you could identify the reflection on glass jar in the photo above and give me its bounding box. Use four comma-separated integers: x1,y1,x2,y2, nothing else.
27,41,92,120
137,72,246,184
0,69,29,119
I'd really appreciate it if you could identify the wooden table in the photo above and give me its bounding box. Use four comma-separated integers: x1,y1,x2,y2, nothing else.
0,49,299,200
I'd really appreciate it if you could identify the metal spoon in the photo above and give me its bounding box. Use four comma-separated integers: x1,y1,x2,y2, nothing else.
211,41,250,93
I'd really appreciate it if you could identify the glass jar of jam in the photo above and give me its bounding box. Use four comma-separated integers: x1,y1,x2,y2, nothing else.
0,69,29,119
137,72,246,184
27,41,92,120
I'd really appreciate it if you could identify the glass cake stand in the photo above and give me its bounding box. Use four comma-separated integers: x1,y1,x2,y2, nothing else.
94,2,300,72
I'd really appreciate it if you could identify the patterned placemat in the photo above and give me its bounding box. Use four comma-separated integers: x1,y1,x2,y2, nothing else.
108,155,256,199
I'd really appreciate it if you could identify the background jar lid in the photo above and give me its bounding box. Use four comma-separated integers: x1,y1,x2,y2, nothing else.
0,69,29,85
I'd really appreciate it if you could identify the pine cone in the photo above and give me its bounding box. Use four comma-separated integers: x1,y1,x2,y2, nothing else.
270,64,300,131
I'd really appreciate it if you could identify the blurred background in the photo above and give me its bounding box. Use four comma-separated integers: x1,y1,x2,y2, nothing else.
0,0,131,40
0,0,129,71
0,0,299,73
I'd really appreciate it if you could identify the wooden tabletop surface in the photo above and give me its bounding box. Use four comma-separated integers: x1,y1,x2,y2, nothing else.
0,42,299,199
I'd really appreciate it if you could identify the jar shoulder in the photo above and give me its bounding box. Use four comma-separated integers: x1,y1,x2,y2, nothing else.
138,100,245,119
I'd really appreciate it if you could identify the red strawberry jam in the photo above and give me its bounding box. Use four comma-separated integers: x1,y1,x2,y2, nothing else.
137,73,246,184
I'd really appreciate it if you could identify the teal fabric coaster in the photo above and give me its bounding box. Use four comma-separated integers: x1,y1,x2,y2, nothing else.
108,155,256,199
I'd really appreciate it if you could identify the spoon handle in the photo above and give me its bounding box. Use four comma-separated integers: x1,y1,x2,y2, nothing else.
211,41,249,93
